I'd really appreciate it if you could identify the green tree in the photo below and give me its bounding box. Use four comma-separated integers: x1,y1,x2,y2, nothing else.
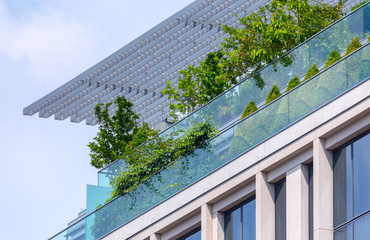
163,0,344,118
265,85,282,104
324,50,342,69
162,51,237,119
241,101,258,119
344,36,362,57
286,75,301,92
222,0,344,87
304,63,320,82
88,97,158,169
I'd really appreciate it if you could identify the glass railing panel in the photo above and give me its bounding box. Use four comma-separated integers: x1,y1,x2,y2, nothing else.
50,43,370,240
97,4,369,187
98,161,127,187
86,185,112,214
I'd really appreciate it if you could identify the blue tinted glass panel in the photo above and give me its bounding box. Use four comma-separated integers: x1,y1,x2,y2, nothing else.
354,212,370,240
308,164,313,240
242,199,256,240
334,145,352,227
275,180,286,240
233,208,242,240
225,208,242,240
334,224,352,240
184,229,201,240
353,134,370,217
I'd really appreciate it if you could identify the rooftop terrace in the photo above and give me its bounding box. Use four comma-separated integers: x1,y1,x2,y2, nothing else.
49,3,370,240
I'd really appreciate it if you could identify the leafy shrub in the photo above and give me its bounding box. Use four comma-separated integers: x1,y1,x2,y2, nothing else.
265,85,282,104
304,63,320,82
110,122,218,198
285,75,301,92
324,50,342,69
164,0,344,116
241,101,258,119
368,35,370,43
344,36,362,57
351,0,369,11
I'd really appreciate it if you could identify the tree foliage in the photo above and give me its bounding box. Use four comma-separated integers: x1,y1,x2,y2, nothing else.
265,85,282,104
88,97,158,169
304,63,320,82
162,51,237,119
221,0,343,87
351,0,369,11
324,50,342,69
286,75,301,92
344,36,362,57
241,101,258,119
163,0,344,119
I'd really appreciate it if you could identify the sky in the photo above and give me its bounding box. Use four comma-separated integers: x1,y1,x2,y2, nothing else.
0,0,194,239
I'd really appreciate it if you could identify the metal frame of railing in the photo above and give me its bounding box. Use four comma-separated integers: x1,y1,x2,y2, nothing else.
49,2,370,239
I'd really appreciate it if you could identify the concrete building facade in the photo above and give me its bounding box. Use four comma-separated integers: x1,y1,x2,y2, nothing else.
24,0,369,240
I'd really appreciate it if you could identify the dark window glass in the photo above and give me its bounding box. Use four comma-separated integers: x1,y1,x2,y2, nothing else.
353,134,370,217
225,207,241,240
333,132,370,239
334,145,352,227
275,179,286,240
225,198,256,240
334,224,352,240
242,199,256,240
353,212,370,240
308,164,313,240
177,228,201,240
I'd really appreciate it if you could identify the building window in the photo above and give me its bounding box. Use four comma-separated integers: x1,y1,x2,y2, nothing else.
275,179,286,240
333,132,370,240
225,197,256,240
308,164,313,240
177,228,201,240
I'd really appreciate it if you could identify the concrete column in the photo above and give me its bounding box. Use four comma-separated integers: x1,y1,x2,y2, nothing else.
313,138,333,240
256,171,275,240
286,164,309,240
150,233,161,240
212,212,224,240
201,203,213,240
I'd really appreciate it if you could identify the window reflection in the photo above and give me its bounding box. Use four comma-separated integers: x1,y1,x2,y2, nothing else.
177,228,201,240
225,197,256,240
333,132,370,240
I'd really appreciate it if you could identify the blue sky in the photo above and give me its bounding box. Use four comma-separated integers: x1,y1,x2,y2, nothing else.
0,1,194,239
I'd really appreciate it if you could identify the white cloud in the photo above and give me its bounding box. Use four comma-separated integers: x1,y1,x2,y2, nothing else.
0,0,94,86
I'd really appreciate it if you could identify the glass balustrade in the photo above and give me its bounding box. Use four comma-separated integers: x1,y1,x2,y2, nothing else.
97,3,370,188
50,37,370,240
